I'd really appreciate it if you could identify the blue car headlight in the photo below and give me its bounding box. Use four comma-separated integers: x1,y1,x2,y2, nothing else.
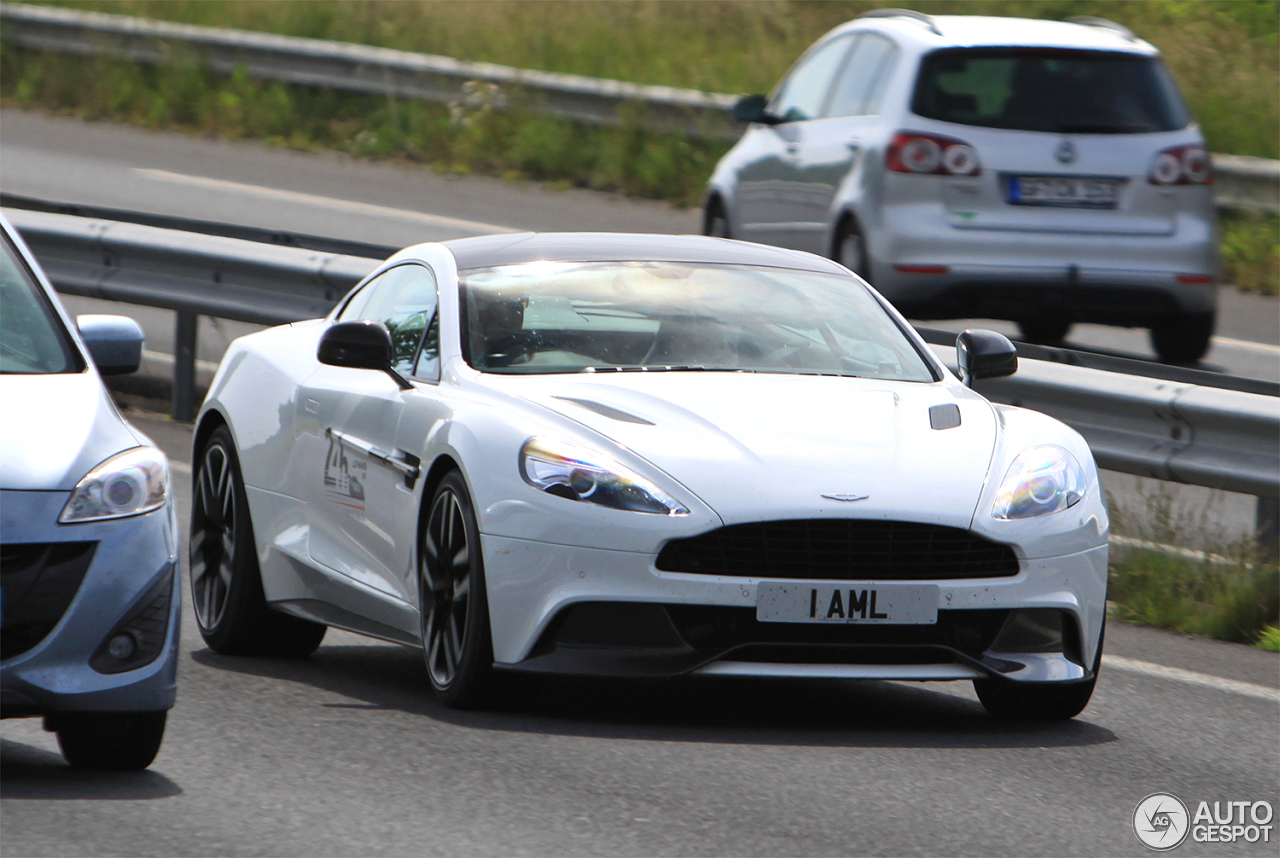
519,437,688,516
60,446,170,523
992,445,1086,521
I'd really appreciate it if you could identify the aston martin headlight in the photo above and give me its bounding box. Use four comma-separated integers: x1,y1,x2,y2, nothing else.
519,437,688,516
992,445,1086,521
60,447,170,523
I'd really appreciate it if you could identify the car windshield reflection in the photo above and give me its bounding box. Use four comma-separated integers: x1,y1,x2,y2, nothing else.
459,261,935,382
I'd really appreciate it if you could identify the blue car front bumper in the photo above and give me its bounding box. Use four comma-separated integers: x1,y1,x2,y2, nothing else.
1,490,180,716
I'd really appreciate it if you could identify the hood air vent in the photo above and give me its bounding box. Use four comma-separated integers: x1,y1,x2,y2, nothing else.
554,397,655,425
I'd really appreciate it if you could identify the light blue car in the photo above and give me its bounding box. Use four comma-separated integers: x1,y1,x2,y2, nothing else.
0,214,179,770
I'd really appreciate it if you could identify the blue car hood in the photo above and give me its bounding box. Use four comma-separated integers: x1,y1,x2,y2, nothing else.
0,372,145,491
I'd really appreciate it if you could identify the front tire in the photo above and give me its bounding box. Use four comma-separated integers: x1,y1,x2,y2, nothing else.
55,711,167,770
190,425,326,657
1150,312,1215,364
419,471,495,708
975,619,1103,721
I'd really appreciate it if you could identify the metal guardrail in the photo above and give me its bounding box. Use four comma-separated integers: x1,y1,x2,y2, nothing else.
3,1,1278,213
8,208,1278,518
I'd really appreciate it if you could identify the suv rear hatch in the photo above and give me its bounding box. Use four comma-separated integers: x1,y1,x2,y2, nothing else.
909,47,1197,235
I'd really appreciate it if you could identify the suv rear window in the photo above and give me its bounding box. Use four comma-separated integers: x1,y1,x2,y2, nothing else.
912,48,1189,134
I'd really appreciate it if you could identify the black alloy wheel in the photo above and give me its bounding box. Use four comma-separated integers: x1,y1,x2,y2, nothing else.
419,471,494,707
190,425,325,656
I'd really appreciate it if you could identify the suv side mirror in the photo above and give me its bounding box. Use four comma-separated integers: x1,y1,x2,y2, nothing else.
77,314,144,375
956,329,1017,387
732,94,776,124
318,320,411,389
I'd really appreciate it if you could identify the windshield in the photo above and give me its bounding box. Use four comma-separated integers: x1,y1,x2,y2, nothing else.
912,48,1190,134
459,261,936,382
1,234,79,374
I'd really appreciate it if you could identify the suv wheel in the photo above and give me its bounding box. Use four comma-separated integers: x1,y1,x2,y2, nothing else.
834,219,869,281
1150,313,1215,364
1017,317,1072,345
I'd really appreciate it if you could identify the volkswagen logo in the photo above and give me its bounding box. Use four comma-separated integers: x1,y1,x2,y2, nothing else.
1055,140,1078,164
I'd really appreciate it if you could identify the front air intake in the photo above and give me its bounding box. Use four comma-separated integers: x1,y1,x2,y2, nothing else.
656,520,1019,580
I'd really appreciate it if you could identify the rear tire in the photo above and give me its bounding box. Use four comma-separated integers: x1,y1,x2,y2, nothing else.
190,425,326,657
55,711,167,770
834,218,870,282
1017,316,1072,345
1150,312,1215,364
419,471,496,709
704,198,730,238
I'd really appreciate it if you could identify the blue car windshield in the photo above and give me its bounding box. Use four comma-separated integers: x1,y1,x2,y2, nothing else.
459,261,936,382
0,234,78,374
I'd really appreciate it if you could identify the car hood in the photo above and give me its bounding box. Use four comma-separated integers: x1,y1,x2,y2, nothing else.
0,372,144,491
494,372,999,529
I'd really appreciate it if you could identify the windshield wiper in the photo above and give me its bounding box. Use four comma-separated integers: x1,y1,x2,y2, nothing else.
584,365,751,373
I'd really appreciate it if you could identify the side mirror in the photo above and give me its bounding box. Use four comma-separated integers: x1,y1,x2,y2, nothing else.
956,329,1017,387
318,320,411,390
732,94,775,124
76,314,144,375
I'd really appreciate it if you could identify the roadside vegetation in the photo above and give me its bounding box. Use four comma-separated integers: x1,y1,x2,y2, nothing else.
1107,486,1280,648
2,0,1276,287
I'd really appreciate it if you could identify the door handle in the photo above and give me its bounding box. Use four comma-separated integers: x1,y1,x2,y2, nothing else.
785,143,799,158
846,140,862,152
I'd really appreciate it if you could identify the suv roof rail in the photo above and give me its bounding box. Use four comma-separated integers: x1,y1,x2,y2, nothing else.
858,9,943,37
1066,16,1138,42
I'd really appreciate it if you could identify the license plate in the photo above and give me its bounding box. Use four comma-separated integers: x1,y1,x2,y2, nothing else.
756,582,938,625
1010,176,1122,208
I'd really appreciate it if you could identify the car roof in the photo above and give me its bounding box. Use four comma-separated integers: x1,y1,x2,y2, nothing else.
841,14,1158,56
441,233,850,274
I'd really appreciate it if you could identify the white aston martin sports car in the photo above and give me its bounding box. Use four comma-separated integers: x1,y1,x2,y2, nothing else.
192,233,1108,719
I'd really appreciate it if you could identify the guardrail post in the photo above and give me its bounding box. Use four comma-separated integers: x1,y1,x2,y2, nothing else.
1257,496,1279,553
173,311,197,422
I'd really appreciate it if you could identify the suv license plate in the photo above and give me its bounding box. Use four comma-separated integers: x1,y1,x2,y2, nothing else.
756,582,938,625
1010,176,1122,207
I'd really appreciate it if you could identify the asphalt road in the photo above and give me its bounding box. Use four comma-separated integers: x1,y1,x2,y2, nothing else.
2,410,1277,856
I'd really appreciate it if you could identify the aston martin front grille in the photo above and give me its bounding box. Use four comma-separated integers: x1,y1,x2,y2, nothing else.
656,520,1019,580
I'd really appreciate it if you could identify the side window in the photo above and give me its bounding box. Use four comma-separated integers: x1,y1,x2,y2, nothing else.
769,35,854,124
413,312,440,381
826,34,897,118
337,264,438,374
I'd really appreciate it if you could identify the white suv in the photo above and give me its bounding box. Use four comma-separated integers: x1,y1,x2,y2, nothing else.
704,11,1218,363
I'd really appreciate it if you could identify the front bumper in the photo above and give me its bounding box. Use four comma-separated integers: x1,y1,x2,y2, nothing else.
1,490,181,717
483,535,1107,683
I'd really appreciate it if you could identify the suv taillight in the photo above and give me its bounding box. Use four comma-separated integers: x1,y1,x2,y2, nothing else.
1149,146,1213,185
887,132,981,176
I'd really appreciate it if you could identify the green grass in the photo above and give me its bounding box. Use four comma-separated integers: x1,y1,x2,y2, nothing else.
1107,486,1280,645
1220,213,1280,296
1258,624,1280,651
33,0,1280,159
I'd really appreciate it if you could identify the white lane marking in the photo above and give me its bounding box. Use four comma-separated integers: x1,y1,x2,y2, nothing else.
142,348,220,374
1103,654,1279,702
170,460,192,475
130,168,519,236
1212,335,1280,355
